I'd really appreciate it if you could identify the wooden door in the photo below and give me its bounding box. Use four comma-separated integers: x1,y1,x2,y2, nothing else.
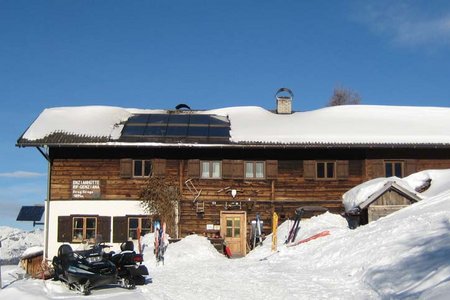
220,211,247,257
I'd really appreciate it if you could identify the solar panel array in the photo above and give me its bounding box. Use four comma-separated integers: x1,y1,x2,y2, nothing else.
120,113,231,143
16,206,45,222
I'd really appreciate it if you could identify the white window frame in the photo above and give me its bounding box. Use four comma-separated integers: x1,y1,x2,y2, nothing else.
244,161,265,179
200,161,222,179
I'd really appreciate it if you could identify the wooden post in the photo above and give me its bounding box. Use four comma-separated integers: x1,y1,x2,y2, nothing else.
271,212,278,252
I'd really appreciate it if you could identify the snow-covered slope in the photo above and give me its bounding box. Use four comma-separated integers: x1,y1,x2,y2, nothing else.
0,226,44,264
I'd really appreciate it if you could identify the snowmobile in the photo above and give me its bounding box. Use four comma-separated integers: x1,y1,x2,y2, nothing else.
52,244,117,295
107,241,150,288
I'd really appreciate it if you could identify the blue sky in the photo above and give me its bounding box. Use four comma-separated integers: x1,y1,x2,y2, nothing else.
1,0,450,230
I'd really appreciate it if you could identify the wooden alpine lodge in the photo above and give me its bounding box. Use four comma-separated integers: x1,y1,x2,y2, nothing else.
17,90,450,258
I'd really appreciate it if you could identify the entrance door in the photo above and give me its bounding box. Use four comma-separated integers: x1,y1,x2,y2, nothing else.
220,211,247,257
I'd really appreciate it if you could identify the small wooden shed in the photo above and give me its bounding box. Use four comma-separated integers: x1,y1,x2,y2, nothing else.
350,181,421,227
20,248,44,279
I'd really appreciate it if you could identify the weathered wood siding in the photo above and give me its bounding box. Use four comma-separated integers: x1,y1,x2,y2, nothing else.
49,152,450,237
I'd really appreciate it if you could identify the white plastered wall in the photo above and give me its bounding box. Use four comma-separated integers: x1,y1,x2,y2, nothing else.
46,200,147,258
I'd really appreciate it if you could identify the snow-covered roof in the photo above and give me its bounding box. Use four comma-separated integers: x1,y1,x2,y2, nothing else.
17,104,450,147
342,169,450,212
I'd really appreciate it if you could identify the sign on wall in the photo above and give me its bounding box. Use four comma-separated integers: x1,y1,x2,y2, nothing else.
72,180,101,199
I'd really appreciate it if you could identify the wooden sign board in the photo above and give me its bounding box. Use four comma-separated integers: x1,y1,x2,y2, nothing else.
72,180,101,199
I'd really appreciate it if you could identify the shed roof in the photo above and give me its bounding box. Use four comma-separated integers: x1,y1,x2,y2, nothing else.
16,104,450,147
357,181,422,211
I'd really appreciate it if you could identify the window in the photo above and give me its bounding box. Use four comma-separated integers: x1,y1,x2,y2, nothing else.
225,217,241,238
200,161,221,179
128,217,152,240
316,161,335,179
245,161,265,179
133,160,152,177
385,161,404,177
72,217,97,242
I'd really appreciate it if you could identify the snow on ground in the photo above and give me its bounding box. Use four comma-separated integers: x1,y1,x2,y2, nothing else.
2,191,450,299
2,169,450,299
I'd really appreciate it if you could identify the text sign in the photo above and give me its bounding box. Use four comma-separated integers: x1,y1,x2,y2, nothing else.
72,180,101,199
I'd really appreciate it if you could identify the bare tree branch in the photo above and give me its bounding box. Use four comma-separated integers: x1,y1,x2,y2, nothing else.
327,86,361,106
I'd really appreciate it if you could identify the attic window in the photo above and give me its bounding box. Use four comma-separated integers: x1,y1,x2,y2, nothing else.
245,161,265,179
385,161,404,177
316,161,335,179
133,160,152,177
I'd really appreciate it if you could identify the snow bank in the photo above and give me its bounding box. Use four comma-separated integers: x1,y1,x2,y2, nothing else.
246,211,349,260
142,234,224,266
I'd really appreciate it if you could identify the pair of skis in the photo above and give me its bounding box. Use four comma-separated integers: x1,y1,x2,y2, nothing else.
251,213,263,249
154,220,167,264
285,208,305,244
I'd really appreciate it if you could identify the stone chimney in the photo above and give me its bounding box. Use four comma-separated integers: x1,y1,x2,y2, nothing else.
275,88,293,114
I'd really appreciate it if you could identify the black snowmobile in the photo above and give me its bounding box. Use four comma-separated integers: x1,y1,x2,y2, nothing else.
107,241,150,288
52,244,117,295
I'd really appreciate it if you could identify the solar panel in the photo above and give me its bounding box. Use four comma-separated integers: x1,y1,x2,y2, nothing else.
122,125,146,136
209,115,229,125
148,114,169,125
144,125,167,136
168,114,190,124
127,114,150,124
166,125,188,136
120,113,230,142
209,126,230,137
189,115,210,125
187,126,209,137
16,206,45,222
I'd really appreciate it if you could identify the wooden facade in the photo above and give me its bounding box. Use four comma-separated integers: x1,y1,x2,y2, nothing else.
48,146,450,241
16,103,450,258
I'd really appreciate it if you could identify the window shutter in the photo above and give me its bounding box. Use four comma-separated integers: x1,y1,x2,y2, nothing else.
266,160,278,179
97,216,111,243
336,161,349,179
233,160,244,178
222,160,233,179
57,216,72,243
405,159,417,176
120,159,133,178
113,216,128,243
187,159,200,178
303,160,315,180
152,159,166,177
371,160,385,178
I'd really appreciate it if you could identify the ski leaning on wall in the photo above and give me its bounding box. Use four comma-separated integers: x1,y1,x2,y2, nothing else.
251,213,263,249
154,220,167,265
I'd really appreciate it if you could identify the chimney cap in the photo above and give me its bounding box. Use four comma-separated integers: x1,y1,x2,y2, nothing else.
275,87,294,101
